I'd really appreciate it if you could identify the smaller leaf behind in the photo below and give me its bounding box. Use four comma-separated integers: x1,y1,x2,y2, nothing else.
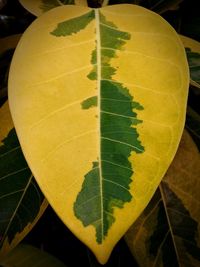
186,106,200,150
185,48,200,86
0,102,48,259
125,130,200,267
39,0,63,12
180,35,200,88
0,244,67,267
19,0,88,17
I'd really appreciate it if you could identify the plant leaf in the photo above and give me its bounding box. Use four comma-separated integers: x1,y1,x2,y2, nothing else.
19,0,88,16
180,35,200,88
125,130,200,267
0,102,48,260
186,106,200,150
8,4,189,264
0,244,67,267
0,34,21,106
147,0,183,14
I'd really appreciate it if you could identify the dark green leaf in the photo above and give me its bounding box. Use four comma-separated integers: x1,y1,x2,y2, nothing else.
186,106,200,149
0,121,47,258
185,47,200,86
0,244,67,267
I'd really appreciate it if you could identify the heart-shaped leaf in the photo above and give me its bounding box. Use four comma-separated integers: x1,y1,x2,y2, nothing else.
19,0,88,16
8,4,189,263
125,130,200,267
0,102,48,259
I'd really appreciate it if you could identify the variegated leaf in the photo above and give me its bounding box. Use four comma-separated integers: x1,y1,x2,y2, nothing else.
19,0,88,16
8,4,189,263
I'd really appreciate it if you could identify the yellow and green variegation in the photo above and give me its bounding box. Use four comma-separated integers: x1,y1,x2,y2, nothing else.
19,0,88,16
8,4,189,264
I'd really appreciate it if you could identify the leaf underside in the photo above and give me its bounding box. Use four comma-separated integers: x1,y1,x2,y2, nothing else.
51,10,144,243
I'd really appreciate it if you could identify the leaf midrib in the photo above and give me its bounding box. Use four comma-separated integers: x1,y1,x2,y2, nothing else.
95,8,104,240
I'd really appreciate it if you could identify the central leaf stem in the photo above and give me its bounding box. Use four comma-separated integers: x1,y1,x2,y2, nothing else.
95,8,103,240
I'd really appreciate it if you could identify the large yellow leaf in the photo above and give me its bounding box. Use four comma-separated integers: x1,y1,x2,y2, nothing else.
8,4,189,264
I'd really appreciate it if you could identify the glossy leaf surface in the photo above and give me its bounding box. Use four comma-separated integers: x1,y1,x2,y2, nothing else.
0,102,48,260
9,4,189,263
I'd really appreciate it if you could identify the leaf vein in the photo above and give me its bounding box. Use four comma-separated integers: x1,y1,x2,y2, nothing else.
0,189,24,200
101,136,144,152
0,146,21,158
101,159,132,171
103,178,130,192
0,167,29,182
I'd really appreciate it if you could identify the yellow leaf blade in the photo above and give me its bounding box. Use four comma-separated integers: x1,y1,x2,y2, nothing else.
8,5,189,264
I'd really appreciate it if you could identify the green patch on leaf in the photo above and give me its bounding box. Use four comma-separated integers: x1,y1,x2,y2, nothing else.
51,10,95,37
81,96,97,109
74,10,144,243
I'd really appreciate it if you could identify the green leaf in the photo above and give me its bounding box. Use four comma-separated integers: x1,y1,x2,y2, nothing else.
180,35,200,88
147,0,183,14
186,106,200,150
40,0,75,13
186,48,200,86
125,130,200,267
8,4,189,264
19,0,88,16
0,244,67,267
0,102,48,259
0,34,21,107
107,0,183,14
